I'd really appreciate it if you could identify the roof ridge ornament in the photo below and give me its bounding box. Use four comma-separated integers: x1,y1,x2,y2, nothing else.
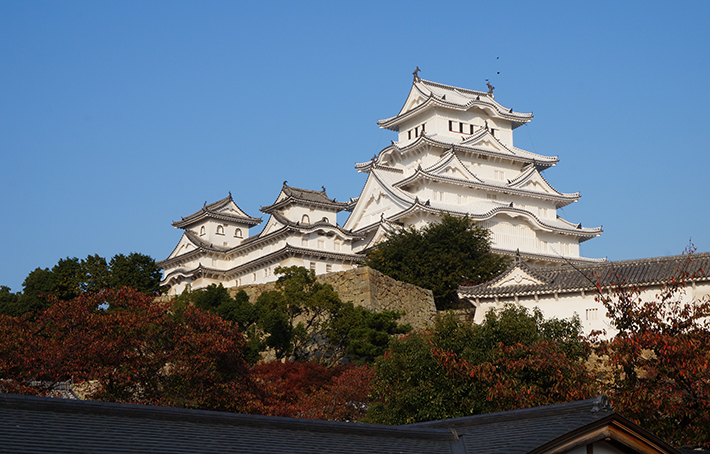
412,66,421,81
486,79,495,96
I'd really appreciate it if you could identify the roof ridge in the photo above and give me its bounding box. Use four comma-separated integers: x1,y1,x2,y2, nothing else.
404,396,612,429
0,393,454,440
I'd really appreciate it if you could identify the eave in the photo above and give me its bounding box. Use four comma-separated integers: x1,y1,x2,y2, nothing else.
378,133,557,169
386,200,602,240
378,78,533,131
161,244,364,285
260,196,349,214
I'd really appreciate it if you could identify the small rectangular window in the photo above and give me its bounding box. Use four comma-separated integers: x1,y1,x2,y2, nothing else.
408,130,412,140
309,262,316,271
448,120,453,131
459,122,464,133
421,123,425,133
326,264,332,273
414,127,419,137
470,124,474,134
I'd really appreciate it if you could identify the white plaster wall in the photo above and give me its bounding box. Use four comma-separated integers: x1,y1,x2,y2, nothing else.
466,157,524,182
474,280,710,339
397,111,435,145
567,441,627,454
281,205,338,225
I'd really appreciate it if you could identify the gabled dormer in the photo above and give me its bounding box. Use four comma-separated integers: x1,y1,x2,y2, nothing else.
260,182,349,226
172,193,262,249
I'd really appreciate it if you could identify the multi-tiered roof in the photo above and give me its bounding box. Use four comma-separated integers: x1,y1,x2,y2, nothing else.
344,73,602,264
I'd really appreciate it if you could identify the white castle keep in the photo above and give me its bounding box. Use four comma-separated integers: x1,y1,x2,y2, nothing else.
159,72,602,295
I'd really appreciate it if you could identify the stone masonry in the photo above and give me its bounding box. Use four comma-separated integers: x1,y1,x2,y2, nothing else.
230,266,436,329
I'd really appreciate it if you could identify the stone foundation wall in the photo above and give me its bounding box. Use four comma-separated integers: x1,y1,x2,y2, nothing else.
230,266,436,329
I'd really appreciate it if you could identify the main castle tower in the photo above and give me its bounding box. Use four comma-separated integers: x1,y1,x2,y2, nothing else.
159,72,602,294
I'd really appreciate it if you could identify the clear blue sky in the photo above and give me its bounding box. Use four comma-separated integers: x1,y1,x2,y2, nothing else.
2,1,709,292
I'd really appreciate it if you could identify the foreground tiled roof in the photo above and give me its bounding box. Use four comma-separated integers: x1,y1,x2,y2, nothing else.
0,394,680,454
0,394,456,454
406,396,612,454
460,252,710,298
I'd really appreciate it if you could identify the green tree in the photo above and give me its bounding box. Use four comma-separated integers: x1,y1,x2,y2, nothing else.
1,252,163,317
253,266,411,365
50,257,84,301
176,267,410,365
14,267,56,315
366,305,594,425
365,214,509,309
108,252,162,293
80,254,111,293
176,284,262,363
0,286,20,317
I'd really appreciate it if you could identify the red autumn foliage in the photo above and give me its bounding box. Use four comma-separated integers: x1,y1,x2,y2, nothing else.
0,288,254,412
596,248,710,448
247,361,373,421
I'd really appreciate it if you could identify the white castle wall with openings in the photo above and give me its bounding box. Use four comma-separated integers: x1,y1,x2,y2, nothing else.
159,72,602,295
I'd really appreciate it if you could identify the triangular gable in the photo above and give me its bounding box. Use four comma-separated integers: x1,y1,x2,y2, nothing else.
529,414,680,454
361,222,395,250
511,167,552,193
258,214,287,238
490,264,548,288
166,232,200,260
463,130,508,154
214,199,255,219
423,150,483,183
402,92,428,115
396,80,432,117
343,171,413,231
508,166,578,199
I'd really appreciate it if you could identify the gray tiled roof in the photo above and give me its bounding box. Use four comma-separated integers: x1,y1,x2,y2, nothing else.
173,194,262,229
460,252,710,298
0,394,680,454
261,183,350,214
0,394,456,454
406,396,613,454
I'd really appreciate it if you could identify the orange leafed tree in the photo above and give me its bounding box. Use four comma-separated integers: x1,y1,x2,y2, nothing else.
0,288,254,412
595,248,710,449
